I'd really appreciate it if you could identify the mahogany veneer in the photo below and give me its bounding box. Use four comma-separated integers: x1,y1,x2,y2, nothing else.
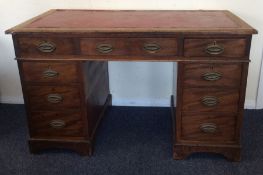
184,38,247,58
6,9,257,160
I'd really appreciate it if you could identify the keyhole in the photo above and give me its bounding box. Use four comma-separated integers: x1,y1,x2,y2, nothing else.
213,41,217,45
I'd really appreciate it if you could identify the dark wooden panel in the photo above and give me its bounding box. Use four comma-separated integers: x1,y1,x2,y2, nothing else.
17,37,74,57
21,61,79,83
182,63,242,87
184,38,247,58
181,113,236,142
26,85,81,110
82,61,110,137
29,110,84,138
182,88,239,113
235,63,249,142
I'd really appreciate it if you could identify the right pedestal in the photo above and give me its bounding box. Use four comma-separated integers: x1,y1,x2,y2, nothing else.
172,62,249,161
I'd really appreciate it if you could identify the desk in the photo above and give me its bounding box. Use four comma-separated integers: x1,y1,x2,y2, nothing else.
6,10,257,161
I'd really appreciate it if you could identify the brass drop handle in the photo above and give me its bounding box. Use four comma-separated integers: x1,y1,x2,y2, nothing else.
38,41,56,53
96,43,113,53
143,43,161,53
47,94,63,104
202,72,222,81
43,69,59,78
200,123,218,133
49,119,66,129
201,96,218,107
205,41,224,55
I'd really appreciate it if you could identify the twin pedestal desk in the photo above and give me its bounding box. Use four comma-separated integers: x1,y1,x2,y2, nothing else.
6,10,257,161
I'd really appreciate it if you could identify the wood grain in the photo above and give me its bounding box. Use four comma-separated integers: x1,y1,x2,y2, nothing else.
82,61,110,137
182,88,239,113
182,63,242,88
17,37,74,57
26,85,81,110
29,110,84,138
21,61,79,83
184,38,247,58
80,37,178,56
181,113,236,142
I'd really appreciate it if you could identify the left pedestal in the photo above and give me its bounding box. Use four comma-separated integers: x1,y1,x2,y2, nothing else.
17,60,111,155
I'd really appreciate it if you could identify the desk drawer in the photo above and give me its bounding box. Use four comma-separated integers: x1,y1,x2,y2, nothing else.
182,88,239,113
21,62,79,83
17,37,74,57
80,38,127,56
130,38,178,56
29,111,84,138
181,113,236,142
182,63,242,87
184,38,247,58
80,38,178,56
26,86,81,110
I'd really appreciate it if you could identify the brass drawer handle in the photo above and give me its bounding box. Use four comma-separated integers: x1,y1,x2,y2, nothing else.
200,123,218,133
49,119,65,129
38,41,56,53
96,43,113,53
202,72,222,81
205,41,224,55
47,94,63,103
201,96,218,107
143,43,161,53
43,69,59,78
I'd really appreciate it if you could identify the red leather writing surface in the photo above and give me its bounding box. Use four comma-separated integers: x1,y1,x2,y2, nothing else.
27,10,238,29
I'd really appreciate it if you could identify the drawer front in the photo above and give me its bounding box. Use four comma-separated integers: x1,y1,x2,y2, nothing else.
80,38,128,55
29,111,84,138
26,86,81,110
181,113,236,142
80,38,178,56
182,88,239,113
21,62,79,83
17,37,74,57
182,63,242,87
184,38,247,58
130,38,178,56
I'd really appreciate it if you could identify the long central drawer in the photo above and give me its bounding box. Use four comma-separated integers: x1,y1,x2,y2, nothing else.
15,36,178,58
80,38,178,56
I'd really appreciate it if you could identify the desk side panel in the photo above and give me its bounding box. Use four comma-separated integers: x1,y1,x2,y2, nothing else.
82,61,110,139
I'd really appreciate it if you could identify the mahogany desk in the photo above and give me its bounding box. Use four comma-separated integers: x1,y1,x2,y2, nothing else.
6,10,257,161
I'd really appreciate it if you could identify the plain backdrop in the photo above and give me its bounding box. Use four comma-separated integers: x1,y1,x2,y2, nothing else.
0,0,262,108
